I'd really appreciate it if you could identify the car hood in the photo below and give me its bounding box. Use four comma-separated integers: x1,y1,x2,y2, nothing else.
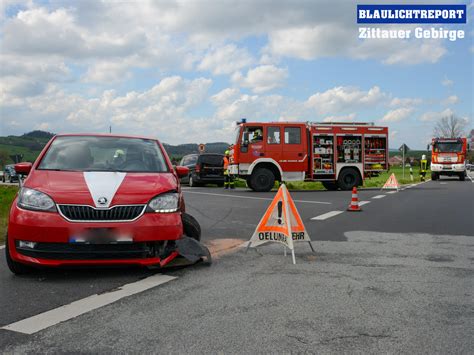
24,170,178,207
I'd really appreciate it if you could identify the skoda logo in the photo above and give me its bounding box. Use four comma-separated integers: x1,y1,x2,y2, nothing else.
97,197,108,205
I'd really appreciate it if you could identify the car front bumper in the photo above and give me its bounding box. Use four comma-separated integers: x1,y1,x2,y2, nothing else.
7,202,183,267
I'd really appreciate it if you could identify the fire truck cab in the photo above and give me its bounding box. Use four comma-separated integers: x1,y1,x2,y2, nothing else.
229,120,389,192
429,137,468,181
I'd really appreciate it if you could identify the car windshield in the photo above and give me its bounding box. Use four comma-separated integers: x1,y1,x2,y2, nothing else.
38,136,169,172
434,142,462,153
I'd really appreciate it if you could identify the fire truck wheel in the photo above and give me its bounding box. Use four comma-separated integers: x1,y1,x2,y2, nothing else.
182,213,201,241
431,172,439,181
322,181,338,191
250,168,275,192
337,168,361,191
459,173,465,181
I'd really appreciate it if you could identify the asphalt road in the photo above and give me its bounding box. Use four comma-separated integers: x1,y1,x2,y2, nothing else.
0,174,473,353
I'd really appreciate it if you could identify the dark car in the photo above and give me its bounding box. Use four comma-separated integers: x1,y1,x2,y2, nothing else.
3,164,19,183
179,153,224,187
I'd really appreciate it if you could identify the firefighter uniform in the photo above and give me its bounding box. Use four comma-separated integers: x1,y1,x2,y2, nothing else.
223,151,235,189
420,154,428,181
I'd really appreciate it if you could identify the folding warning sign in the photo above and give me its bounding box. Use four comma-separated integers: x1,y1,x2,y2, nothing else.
381,173,400,190
246,184,314,264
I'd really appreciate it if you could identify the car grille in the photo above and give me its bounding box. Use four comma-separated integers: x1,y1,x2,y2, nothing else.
16,242,154,260
58,204,146,222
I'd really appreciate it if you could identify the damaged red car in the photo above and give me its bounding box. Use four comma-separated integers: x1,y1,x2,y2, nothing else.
6,134,210,274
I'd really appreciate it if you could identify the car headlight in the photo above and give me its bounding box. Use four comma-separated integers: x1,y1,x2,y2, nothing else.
146,192,179,213
17,187,56,212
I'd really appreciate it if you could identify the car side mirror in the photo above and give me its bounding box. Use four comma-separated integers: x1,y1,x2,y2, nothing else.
14,162,32,176
175,166,189,178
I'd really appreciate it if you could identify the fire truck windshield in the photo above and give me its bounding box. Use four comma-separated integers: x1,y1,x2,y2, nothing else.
234,126,241,144
433,142,462,153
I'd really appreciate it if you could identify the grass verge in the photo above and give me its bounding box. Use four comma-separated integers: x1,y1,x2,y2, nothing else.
0,185,18,244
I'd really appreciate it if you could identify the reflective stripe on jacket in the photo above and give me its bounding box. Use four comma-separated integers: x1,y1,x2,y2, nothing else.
420,159,427,172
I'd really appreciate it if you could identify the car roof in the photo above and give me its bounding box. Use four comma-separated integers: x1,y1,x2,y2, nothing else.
55,133,160,141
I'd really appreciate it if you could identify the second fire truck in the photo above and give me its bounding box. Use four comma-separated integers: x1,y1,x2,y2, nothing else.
229,120,389,192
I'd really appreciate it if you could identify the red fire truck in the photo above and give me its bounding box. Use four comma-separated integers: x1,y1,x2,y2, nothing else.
229,120,389,192
429,137,469,181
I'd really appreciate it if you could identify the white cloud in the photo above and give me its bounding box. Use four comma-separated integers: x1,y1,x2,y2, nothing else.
442,76,454,86
232,65,288,93
268,24,448,65
2,76,214,143
420,108,454,122
306,86,387,115
198,44,253,75
382,107,414,122
210,88,240,105
323,113,357,122
442,95,459,105
389,97,422,107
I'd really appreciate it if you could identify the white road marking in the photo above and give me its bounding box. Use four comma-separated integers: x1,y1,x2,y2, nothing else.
2,274,176,334
183,191,331,205
358,201,371,206
372,195,386,199
386,191,398,194
440,182,447,185
311,210,344,220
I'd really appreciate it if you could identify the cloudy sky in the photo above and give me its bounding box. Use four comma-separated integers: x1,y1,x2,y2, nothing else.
0,0,472,148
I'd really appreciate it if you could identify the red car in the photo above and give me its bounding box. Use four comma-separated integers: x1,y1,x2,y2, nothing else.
6,134,205,274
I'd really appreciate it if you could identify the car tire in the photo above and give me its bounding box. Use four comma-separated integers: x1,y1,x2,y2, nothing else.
250,168,275,192
182,213,201,241
337,168,361,191
189,175,196,187
322,181,338,191
431,172,439,181
459,173,465,181
5,238,33,275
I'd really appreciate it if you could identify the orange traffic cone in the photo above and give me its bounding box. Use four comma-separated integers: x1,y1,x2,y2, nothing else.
347,186,362,212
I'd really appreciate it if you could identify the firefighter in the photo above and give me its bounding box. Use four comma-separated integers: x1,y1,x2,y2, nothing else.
420,154,428,181
251,129,263,142
223,150,235,189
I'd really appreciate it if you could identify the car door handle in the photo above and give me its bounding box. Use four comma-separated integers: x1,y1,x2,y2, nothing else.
298,153,303,156
260,153,265,157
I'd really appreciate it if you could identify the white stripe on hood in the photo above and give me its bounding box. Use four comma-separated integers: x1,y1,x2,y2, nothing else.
83,172,126,208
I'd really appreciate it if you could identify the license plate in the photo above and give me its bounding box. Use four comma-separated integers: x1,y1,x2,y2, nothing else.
70,228,133,244
442,165,451,170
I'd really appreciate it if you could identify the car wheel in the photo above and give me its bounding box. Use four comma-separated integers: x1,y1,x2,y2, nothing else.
250,168,275,192
322,181,338,191
182,213,201,241
5,237,33,275
431,172,438,181
189,175,195,187
459,173,465,181
337,168,361,191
